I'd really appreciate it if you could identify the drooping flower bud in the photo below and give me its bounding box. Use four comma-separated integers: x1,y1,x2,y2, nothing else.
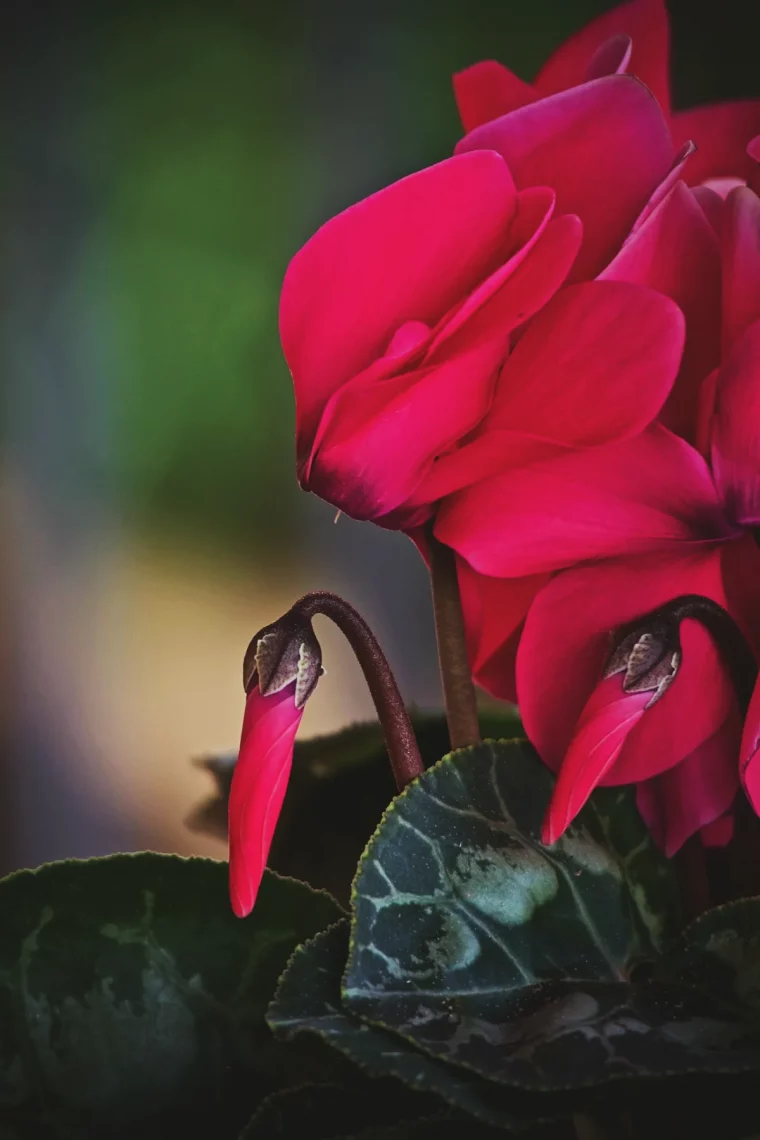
229,612,323,918
542,602,685,846
228,592,424,918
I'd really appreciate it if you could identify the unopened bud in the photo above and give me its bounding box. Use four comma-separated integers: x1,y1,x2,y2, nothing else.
242,612,323,708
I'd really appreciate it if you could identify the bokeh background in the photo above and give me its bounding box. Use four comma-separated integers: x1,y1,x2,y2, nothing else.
2,0,758,873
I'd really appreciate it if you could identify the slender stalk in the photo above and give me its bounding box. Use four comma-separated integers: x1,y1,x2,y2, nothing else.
426,529,481,750
293,592,423,791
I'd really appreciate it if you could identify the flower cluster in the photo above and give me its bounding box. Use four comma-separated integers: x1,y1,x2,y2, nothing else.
230,0,760,914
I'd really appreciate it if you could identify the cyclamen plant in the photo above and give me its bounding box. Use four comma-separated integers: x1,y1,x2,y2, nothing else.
3,2,760,1139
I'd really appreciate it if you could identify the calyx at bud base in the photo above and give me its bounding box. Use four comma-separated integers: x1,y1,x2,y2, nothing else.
243,614,323,706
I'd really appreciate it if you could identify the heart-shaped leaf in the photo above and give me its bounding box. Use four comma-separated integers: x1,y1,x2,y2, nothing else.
661,898,760,1017
0,854,342,1138
342,741,760,1090
267,921,571,1131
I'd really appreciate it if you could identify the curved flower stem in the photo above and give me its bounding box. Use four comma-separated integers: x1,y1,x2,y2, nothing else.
426,529,481,751
293,592,423,791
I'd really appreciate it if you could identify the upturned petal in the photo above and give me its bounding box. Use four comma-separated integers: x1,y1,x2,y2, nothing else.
721,185,760,351
418,282,685,505
600,181,721,444
228,682,303,918
454,61,536,131
437,427,729,580
456,75,674,279
281,150,518,452
304,198,581,521
534,0,670,113
672,101,760,187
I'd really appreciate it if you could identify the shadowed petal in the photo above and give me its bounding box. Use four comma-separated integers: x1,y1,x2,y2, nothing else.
456,75,674,278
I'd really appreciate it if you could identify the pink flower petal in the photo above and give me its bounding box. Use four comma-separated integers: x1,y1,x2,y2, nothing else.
485,281,684,445
626,142,696,239
542,677,651,844
516,548,728,775
307,208,581,521
458,560,548,703
534,0,670,114
456,75,673,279
710,320,760,528
672,101,760,186
584,34,633,82
228,683,303,918
453,61,537,132
748,135,760,196
600,181,721,444
722,186,760,351
720,534,760,660
740,676,760,814
281,151,517,451
437,427,729,579
691,185,724,237
637,712,741,856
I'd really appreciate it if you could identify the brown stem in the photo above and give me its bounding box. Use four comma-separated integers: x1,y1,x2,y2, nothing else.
293,592,423,791
427,529,481,751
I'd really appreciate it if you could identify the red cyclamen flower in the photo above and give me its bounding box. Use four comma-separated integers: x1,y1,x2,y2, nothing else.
281,72,680,527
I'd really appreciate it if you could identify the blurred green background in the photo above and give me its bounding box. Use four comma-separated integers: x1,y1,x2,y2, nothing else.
2,0,758,872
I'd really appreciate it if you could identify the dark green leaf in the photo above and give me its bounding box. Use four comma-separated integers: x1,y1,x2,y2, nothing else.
239,1079,447,1139
266,921,572,1131
660,898,760,1018
0,854,342,1139
187,710,522,906
342,741,757,1090
583,785,682,955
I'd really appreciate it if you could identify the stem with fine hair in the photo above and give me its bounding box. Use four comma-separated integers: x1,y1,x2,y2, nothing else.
293,591,423,791
427,528,481,751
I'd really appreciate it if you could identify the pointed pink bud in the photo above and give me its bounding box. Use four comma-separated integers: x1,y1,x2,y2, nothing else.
542,676,651,845
228,681,304,918
228,611,322,918
740,676,760,815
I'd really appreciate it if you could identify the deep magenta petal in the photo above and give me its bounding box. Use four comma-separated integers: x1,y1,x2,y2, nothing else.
534,0,670,114
542,678,650,844
711,320,760,529
672,101,760,186
228,683,303,918
600,181,721,444
740,677,760,814
281,151,517,451
457,75,674,279
636,713,741,856
453,61,537,132
438,428,729,580
722,186,760,351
